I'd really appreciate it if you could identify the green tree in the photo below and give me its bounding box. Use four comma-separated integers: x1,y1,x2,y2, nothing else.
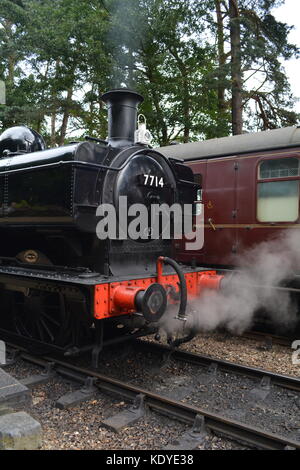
0,0,30,127
22,0,110,144
0,0,298,144
211,0,299,134
105,0,222,145
0,0,110,143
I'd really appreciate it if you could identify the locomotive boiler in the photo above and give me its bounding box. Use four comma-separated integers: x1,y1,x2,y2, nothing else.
0,89,223,365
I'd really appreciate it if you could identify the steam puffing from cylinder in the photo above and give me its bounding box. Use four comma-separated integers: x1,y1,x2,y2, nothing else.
159,230,300,339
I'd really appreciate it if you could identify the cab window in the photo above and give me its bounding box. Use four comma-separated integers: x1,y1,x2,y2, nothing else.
257,157,299,222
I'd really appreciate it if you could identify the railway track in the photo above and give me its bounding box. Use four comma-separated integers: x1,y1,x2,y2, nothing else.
242,331,296,348
3,341,300,450
135,339,300,392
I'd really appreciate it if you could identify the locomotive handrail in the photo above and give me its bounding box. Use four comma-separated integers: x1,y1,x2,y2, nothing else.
0,158,132,176
0,147,177,176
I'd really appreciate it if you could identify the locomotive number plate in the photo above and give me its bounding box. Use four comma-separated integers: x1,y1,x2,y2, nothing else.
143,174,165,188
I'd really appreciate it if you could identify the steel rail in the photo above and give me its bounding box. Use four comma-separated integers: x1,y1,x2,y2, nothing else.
135,340,300,392
242,331,295,348
5,344,300,450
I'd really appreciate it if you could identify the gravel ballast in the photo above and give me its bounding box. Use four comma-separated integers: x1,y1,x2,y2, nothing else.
179,332,300,377
2,331,299,450
3,358,245,450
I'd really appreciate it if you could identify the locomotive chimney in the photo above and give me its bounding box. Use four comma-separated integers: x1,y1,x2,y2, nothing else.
102,88,144,147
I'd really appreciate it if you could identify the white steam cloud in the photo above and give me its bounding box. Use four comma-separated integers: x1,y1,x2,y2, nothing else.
159,230,300,338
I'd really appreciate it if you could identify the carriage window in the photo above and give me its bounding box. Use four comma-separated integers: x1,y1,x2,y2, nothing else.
257,180,299,222
259,157,299,179
194,173,203,216
257,157,299,222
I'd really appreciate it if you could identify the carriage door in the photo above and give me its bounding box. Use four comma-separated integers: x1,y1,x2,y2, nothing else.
203,157,238,266
173,161,207,265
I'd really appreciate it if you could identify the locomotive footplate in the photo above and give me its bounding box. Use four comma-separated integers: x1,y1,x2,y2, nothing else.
0,262,224,321
0,262,223,361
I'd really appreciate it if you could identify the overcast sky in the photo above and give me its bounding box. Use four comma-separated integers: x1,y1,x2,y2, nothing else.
273,0,300,111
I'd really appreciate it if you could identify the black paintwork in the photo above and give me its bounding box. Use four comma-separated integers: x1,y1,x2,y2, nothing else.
0,89,199,353
0,125,46,156
102,89,143,147
0,138,197,277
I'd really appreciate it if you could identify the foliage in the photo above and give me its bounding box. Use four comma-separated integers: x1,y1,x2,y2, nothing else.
212,0,299,133
0,0,298,145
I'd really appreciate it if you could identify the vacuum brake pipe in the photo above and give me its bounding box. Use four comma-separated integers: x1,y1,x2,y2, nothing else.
157,256,192,348
156,257,226,348
157,256,188,322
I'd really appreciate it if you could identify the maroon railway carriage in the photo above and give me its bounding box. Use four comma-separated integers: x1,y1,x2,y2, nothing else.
160,126,300,270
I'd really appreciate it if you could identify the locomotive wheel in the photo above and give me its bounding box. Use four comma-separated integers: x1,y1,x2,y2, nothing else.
12,292,70,347
0,290,88,352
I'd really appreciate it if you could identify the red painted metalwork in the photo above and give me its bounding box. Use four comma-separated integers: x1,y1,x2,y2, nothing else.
198,272,224,294
93,268,223,320
112,285,144,313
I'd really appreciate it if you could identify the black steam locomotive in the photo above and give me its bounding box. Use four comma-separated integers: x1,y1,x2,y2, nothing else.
0,89,222,365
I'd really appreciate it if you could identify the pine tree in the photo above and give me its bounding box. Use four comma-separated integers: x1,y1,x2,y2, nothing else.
211,0,299,134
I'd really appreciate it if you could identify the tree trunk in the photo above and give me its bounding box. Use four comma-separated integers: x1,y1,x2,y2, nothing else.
128,46,134,88
4,20,15,88
51,112,56,147
215,0,226,116
229,0,243,134
169,47,190,143
59,86,73,145
151,86,168,145
182,73,190,143
145,66,168,145
50,60,60,146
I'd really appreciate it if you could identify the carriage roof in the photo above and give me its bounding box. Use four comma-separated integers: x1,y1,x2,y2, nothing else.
158,126,300,161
